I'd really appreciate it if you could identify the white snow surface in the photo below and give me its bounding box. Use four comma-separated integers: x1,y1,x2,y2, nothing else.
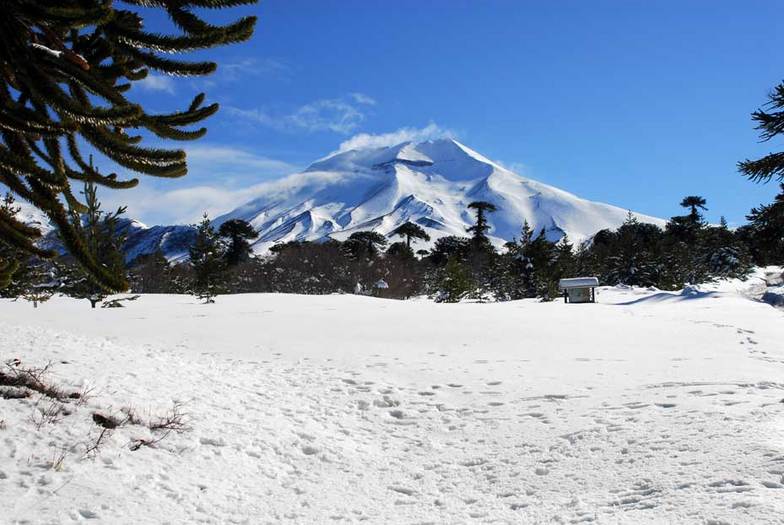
1,281,784,523
214,138,665,252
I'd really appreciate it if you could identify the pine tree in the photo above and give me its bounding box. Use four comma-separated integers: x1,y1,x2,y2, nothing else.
189,213,224,303
60,181,127,308
0,0,258,292
20,258,58,308
739,82,784,183
218,219,257,266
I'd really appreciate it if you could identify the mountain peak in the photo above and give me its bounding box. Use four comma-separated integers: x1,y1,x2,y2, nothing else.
74,137,665,260
208,137,665,252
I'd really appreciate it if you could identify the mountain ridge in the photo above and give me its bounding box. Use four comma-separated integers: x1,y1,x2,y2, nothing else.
33,138,665,260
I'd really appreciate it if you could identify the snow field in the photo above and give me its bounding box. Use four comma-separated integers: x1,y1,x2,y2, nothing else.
0,284,783,523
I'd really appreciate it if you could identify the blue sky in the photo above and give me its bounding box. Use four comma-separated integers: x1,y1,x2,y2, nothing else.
111,0,783,225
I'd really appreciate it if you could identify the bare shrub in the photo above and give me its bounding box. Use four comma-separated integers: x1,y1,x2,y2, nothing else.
130,402,190,451
83,427,112,459
0,360,77,400
31,397,68,430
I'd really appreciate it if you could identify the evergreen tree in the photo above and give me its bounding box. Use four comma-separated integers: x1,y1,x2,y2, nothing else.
189,213,224,303
342,231,388,260
739,82,784,183
391,222,430,249
60,181,127,308
736,183,784,265
129,250,171,293
680,196,708,225
0,0,258,291
386,241,414,260
428,235,471,266
604,213,661,287
0,193,26,293
20,258,58,308
436,258,475,303
466,201,498,251
218,219,257,266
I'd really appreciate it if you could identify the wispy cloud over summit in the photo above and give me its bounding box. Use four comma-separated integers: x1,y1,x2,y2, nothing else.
337,123,455,152
227,93,377,134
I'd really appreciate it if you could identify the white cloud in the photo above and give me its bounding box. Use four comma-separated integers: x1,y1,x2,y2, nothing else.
100,145,299,225
336,123,455,152
136,74,176,94
227,93,376,135
222,58,291,78
349,92,377,106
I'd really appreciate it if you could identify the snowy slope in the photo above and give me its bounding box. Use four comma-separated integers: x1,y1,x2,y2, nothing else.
1,283,783,523
24,138,665,259
215,138,665,253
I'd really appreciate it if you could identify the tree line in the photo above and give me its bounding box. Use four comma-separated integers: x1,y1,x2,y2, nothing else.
2,184,781,307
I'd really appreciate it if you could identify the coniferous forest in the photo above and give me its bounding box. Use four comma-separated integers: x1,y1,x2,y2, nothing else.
2,185,782,306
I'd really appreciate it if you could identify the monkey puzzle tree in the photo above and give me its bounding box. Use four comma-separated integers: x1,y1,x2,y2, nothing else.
0,0,258,291
391,221,430,249
679,196,708,224
739,82,784,183
466,201,497,251
218,219,257,266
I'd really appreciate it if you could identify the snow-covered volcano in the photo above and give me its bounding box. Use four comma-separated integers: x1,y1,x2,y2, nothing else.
214,138,664,252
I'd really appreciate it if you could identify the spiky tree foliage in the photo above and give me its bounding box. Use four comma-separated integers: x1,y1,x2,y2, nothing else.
391,221,430,249
386,241,414,260
466,201,497,250
435,257,475,303
342,231,388,260
218,218,257,266
20,257,59,308
739,82,784,183
427,235,471,266
0,192,24,290
60,181,128,307
189,213,224,303
680,196,707,224
128,249,171,293
0,0,258,292
736,183,784,265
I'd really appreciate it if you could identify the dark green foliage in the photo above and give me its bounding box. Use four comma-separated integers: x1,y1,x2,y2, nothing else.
391,222,430,248
736,184,784,266
188,213,224,303
739,82,784,183
19,257,58,308
128,249,172,293
466,201,497,252
0,0,258,291
59,181,128,307
386,241,415,260
342,231,388,260
436,258,475,303
0,193,25,291
218,219,257,266
428,235,471,266
680,196,708,223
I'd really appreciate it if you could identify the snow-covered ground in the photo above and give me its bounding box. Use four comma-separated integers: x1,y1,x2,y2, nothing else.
1,279,783,523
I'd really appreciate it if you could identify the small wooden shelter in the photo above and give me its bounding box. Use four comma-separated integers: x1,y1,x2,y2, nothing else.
558,277,599,304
